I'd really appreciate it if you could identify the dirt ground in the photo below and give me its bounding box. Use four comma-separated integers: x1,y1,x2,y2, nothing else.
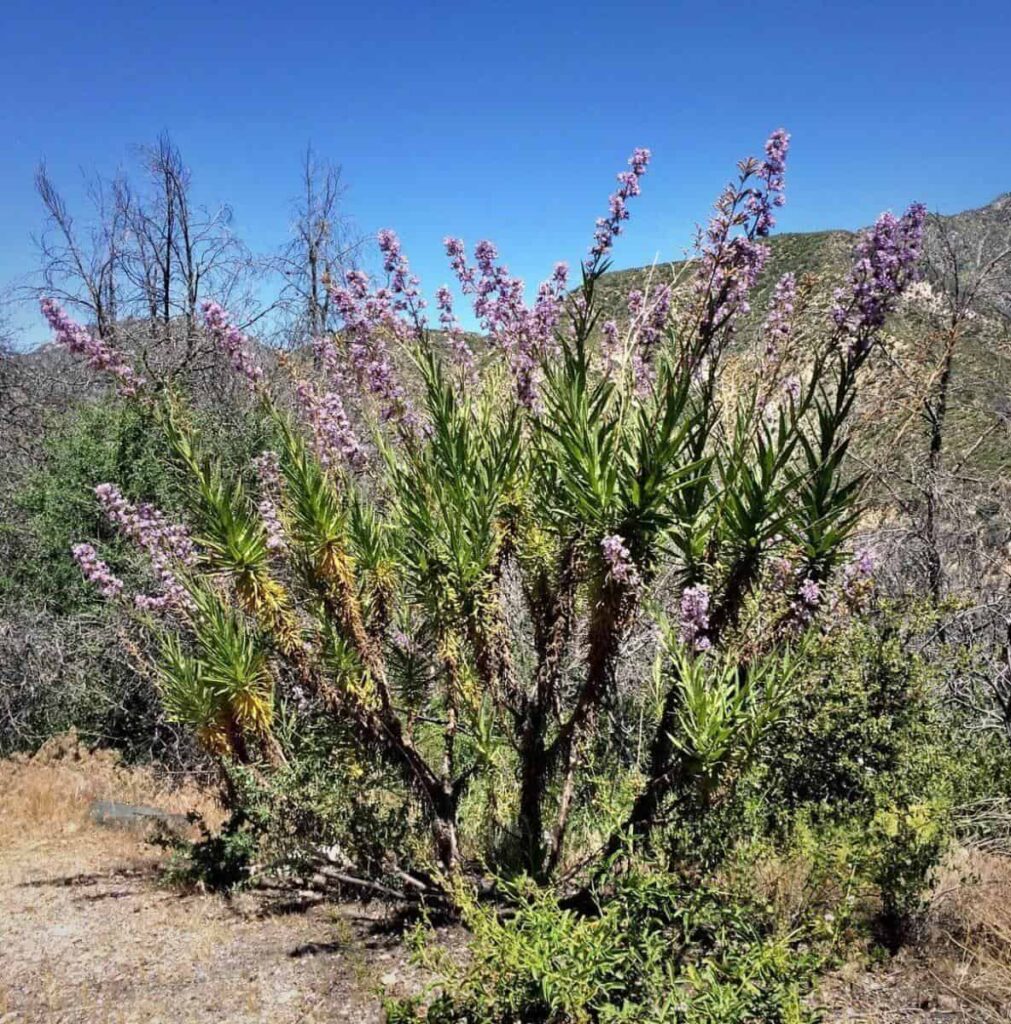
0,735,448,1024
3,735,1011,1023
812,843,1011,1023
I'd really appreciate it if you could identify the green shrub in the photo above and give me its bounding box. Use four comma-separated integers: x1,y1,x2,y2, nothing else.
1,398,274,614
395,873,830,1024
162,715,420,892
0,397,273,761
757,603,941,817
866,800,950,947
160,807,260,892
732,601,1011,944
0,401,176,613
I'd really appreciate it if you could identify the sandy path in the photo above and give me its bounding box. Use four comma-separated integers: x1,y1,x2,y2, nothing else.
0,742,442,1024
0,834,439,1023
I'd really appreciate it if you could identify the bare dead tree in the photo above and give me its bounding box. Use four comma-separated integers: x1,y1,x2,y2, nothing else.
33,135,258,385
851,207,1011,739
855,209,1011,607
273,146,361,350
915,216,1011,605
122,135,253,372
34,165,129,342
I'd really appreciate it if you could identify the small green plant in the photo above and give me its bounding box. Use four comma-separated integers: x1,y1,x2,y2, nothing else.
397,872,830,1024
160,808,260,892
867,800,949,948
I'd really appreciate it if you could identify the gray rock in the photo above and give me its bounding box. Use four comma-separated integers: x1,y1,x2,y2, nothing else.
89,799,189,829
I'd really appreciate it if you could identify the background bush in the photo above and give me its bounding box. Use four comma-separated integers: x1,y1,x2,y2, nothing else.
0,396,272,762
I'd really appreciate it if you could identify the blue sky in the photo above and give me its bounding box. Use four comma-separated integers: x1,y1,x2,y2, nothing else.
2,0,1009,345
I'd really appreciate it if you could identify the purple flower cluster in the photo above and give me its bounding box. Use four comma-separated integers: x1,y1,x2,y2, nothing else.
40,299,144,396
326,268,415,426
843,548,875,598
852,548,874,576
71,543,124,600
692,130,791,344
202,301,264,390
442,238,568,408
377,229,427,326
95,483,195,612
762,273,797,357
789,575,822,625
296,342,367,471
444,237,473,291
747,129,790,238
627,285,672,388
589,148,651,262
252,450,286,552
435,285,476,379
832,203,927,352
678,584,711,652
601,319,621,377
640,286,672,354
798,577,821,606
600,533,640,587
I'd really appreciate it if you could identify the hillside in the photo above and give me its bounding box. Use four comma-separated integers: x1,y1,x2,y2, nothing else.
600,194,1010,323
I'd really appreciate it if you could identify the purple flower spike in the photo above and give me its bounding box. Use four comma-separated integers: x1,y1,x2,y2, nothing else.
630,285,672,389
326,267,417,426
442,238,565,408
763,273,797,358
202,301,264,390
843,548,875,598
41,299,144,396
296,378,366,471
435,284,476,377
377,229,427,325
72,543,124,600
94,483,195,612
252,451,286,552
444,237,474,293
853,549,874,576
789,575,822,625
679,584,711,651
692,130,791,347
832,203,927,354
601,533,640,587
748,129,790,237
589,147,651,263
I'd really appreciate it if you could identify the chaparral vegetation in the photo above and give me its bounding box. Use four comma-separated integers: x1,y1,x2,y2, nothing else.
3,129,1011,1023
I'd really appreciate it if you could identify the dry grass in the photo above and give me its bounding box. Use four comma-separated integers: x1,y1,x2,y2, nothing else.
816,846,1011,1022
918,848,1011,1017
0,729,221,860
728,837,1011,1020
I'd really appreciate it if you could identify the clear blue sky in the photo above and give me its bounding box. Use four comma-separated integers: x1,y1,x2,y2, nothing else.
2,0,1009,345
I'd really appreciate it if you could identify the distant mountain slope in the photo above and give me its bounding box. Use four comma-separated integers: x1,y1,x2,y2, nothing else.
596,194,1011,325
594,228,853,324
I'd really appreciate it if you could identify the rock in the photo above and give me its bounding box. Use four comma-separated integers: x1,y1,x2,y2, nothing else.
89,799,189,830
